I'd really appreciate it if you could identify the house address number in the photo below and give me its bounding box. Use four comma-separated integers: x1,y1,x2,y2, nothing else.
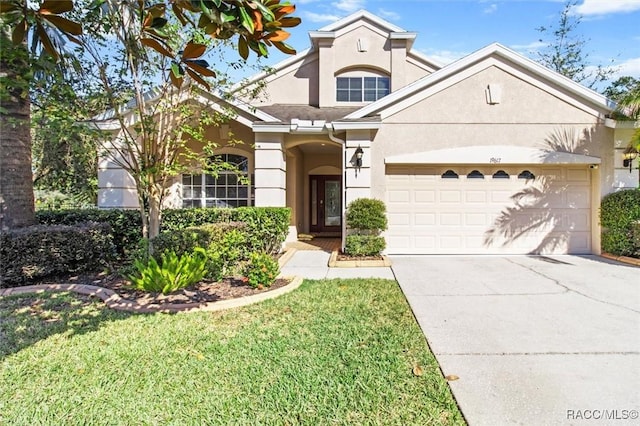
490,157,502,163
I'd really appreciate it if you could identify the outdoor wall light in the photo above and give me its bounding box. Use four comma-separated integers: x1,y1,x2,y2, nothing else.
355,146,364,168
622,146,638,172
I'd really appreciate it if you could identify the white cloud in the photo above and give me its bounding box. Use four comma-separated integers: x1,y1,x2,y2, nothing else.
483,3,498,14
303,11,341,23
377,8,400,21
510,41,547,51
422,49,468,65
572,0,640,16
331,0,365,13
612,57,640,78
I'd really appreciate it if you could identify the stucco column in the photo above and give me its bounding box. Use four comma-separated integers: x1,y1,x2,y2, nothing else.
254,132,286,207
344,129,372,206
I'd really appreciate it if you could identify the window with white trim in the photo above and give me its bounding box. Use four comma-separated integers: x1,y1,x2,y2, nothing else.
336,76,390,102
181,154,253,208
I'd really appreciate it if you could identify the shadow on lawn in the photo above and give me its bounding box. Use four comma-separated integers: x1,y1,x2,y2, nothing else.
0,291,139,359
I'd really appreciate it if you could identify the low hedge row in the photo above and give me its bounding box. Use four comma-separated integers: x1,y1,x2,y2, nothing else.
36,209,141,259
162,207,291,255
0,222,115,286
600,189,640,257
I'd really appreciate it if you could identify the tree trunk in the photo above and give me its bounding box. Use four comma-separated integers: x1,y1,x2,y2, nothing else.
0,33,36,230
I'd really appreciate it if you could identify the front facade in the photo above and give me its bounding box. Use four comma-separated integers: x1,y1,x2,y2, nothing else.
98,10,639,255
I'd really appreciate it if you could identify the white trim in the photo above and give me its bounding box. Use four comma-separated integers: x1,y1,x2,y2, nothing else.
385,145,602,165
318,9,404,33
252,124,290,133
330,121,381,131
347,43,614,120
605,118,640,129
406,53,441,73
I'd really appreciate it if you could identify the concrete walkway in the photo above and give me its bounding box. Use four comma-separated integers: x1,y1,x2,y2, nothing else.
391,255,640,426
280,250,395,280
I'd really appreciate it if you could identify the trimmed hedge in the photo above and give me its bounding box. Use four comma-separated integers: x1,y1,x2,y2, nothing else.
0,223,116,286
36,209,141,259
162,207,290,254
600,189,640,257
344,198,387,257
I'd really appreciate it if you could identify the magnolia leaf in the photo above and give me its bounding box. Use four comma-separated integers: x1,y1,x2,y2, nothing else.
238,35,249,60
278,16,301,28
65,33,82,45
184,60,216,77
252,10,263,32
150,17,168,29
264,30,289,42
146,3,166,18
170,61,183,78
172,3,188,26
253,1,275,21
238,6,254,33
182,42,206,59
186,68,210,90
11,18,27,44
257,41,268,57
276,4,296,16
272,41,295,55
141,37,175,58
36,21,59,60
445,375,460,381
43,15,82,35
412,365,423,377
39,0,73,15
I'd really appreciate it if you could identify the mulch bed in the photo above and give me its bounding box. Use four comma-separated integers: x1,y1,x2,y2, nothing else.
16,272,291,308
336,253,384,262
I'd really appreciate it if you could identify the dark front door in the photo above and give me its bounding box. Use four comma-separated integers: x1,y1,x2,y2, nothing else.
310,175,342,233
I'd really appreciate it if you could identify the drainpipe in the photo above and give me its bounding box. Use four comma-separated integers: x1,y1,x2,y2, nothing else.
326,123,346,253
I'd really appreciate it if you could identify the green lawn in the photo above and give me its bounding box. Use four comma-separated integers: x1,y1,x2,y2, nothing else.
0,279,464,425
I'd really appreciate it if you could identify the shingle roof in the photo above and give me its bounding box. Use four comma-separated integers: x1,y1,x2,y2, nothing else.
258,104,361,123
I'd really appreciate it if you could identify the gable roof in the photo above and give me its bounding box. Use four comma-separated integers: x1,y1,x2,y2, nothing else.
317,9,405,33
346,43,615,120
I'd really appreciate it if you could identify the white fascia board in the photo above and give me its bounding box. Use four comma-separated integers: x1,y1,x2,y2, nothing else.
385,146,602,165
347,43,614,120
605,118,640,129
331,121,381,131
252,124,290,133
309,31,336,40
318,9,404,33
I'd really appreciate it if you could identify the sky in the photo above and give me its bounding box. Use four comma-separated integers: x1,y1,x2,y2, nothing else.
244,0,640,91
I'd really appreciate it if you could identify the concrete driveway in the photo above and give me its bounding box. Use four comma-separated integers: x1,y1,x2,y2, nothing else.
391,255,640,426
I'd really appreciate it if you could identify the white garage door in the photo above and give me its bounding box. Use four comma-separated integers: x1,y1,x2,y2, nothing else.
385,165,592,254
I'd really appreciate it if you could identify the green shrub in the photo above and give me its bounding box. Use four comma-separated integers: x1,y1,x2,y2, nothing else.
243,252,279,289
161,207,290,254
151,223,248,280
345,198,388,232
600,189,640,256
344,198,387,257
36,209,141,259
128,248,207,295
344,235,386,257
0,223,116,286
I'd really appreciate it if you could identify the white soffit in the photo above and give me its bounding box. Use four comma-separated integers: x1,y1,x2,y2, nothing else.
384,145,602,165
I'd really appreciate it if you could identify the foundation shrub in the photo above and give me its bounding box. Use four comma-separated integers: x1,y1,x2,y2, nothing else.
128,248,207,294
0,223,115,286
243,252,279,289
344,198,388,257
600,189,640,257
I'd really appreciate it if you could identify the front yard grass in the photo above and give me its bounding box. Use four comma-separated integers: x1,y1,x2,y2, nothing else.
0,278,463,425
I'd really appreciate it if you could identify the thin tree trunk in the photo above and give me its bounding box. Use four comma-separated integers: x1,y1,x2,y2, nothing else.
0,32,35,230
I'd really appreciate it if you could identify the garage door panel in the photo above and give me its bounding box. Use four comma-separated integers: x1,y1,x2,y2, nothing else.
386,165,592,254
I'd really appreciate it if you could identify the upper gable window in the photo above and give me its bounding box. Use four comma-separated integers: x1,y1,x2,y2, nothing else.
337,77,390,102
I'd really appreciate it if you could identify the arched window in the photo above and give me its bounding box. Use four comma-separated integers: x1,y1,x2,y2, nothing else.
492,170,510,179
441,170,459,179
467,170,484,179
182,154,252,208
518,170,535,180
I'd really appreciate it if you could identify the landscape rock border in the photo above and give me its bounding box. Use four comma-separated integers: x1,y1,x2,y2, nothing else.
0,276,304,314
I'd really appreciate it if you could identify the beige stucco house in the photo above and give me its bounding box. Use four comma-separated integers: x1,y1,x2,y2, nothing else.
98,10,639,255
